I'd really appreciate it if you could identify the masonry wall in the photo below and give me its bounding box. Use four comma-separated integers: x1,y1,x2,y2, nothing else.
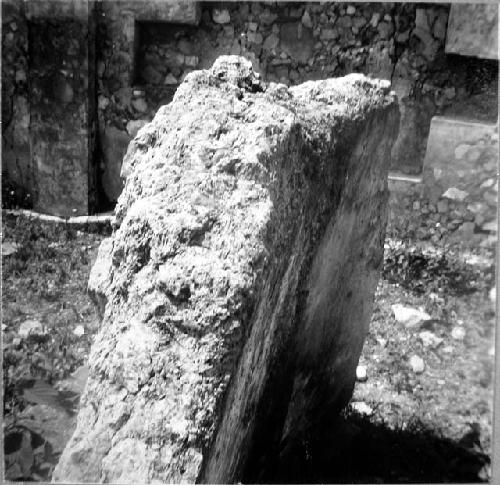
2,0,31,205
2,0,97,217
2,1,498,214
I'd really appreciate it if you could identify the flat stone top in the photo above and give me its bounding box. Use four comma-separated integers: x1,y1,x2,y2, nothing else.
445,3,498,60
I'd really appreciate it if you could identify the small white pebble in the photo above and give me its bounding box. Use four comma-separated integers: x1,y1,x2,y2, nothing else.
488,347,495,357
451,326,466,341
376,337,387,348
73,325,85,337
419,330,443,348
443,346,454,354
356,365,368,382
409,355,425,374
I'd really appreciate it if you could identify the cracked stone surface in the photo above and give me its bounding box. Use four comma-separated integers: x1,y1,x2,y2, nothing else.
53,55,399,483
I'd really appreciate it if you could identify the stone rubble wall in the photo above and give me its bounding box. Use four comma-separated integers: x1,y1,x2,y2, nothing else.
53,56,400,483
2,1,497,212
96,1,457,187
2,0,97,217
388,118,498,245
2,0,32,203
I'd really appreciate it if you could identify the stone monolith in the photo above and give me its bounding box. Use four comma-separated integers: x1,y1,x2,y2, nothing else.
53,56,399,484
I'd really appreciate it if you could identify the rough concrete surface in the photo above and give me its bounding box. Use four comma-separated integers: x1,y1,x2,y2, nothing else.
53,56,399,483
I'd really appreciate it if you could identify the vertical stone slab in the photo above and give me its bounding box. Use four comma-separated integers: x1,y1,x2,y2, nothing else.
446,4,499,60
26,0,96,216
54,57,399,484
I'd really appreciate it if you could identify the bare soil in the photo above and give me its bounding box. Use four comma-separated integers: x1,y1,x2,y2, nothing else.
2,210,496,482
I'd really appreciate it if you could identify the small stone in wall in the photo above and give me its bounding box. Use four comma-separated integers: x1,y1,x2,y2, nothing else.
346,5,356,15
212,8,230,24
239,3,249,20
433,10,448,40
353,17,367,29
15,70,26,83
247,32,263,45
131,98,148,113
251,2,261,15
415,9,429,32
370,12,381,28
320,28,338,41
164,73,178,85
444,87,456,99
301,10,313,29
397,30,410,43
126,119,148,138
337,15,353,29
260,10,277,25
263,33,279,51
185,56,199,68
98,96,109,110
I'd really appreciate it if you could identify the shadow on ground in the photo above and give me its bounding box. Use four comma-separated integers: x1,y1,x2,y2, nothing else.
264,413,490,484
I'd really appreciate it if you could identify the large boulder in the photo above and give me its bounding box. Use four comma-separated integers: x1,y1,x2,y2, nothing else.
53,56,399,483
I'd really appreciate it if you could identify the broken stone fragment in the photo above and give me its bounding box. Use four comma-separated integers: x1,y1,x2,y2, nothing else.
392,304,431,327
443,187,469,201
131,97,148,113
126,119,148,138
409,355,425,374
301,10,313,28
53,56,399,484
163,73,178,85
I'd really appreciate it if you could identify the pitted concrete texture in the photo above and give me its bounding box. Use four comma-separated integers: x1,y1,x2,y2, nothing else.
53,56,399,484
445,4,498,60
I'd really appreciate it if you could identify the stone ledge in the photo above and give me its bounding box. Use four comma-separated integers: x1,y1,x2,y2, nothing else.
388,172,423,184
2,209,115,227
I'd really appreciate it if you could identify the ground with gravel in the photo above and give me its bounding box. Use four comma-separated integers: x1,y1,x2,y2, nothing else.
2,200,496,482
